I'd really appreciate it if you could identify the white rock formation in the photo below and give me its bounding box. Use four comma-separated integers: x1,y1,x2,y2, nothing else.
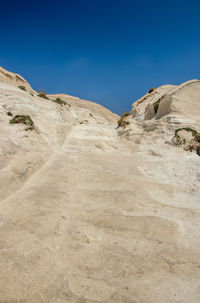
0,67,200,303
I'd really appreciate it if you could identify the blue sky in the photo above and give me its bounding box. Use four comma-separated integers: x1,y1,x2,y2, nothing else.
0,0,200,114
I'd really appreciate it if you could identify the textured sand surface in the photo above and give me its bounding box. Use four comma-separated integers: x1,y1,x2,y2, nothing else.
0,68,200,303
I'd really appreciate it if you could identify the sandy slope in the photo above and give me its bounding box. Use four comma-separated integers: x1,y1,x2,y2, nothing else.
0,68,200,303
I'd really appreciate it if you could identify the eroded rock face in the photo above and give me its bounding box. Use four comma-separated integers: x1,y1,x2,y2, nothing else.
0,67,200,303
120,79,200,147
0,66,36,94
131,79,200,127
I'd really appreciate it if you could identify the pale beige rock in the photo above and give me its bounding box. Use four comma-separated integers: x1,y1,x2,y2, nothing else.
0,66,36,94
0,68,200,303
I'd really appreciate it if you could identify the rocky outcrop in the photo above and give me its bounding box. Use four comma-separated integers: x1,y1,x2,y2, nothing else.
0,68,200,303
131,79,200,127
119,80,200,152
0,66,36,94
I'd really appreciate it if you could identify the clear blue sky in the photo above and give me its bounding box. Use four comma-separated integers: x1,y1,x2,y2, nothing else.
0,0,200,114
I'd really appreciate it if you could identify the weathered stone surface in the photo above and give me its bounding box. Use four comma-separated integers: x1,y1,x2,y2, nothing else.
0,67,200,303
